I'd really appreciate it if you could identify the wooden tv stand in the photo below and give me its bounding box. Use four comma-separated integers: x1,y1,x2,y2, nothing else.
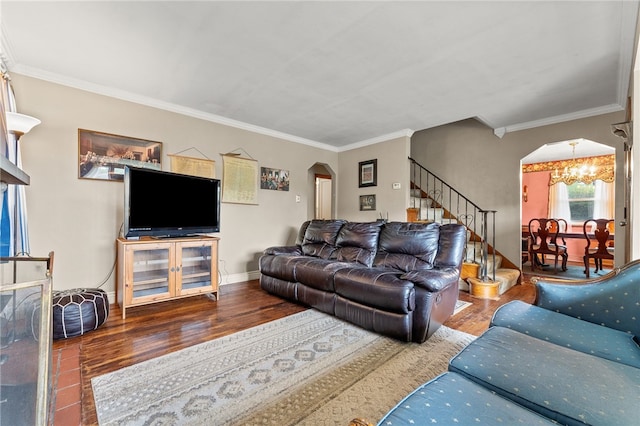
116,236,219,319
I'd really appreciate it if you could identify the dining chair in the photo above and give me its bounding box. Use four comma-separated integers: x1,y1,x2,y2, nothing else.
550,218,568,243
583,218,614,278
528,218,568,273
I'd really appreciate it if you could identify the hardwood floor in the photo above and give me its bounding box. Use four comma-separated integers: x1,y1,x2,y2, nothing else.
52,277,538,425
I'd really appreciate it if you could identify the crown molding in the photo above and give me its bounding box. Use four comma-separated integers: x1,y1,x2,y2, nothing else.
338,128,414,152
9,64,343,152
496,104,625,137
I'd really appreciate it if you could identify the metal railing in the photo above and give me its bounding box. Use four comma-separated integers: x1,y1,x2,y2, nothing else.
408,157,496,281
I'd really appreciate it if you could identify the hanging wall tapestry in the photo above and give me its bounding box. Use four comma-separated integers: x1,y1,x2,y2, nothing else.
221,154,259,205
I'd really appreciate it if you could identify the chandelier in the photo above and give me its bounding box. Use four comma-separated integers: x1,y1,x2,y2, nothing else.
550,141,597,185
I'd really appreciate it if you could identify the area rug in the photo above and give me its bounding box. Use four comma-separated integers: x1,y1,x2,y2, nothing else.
92,309,475,426
453,299,472,315
525,264,612,281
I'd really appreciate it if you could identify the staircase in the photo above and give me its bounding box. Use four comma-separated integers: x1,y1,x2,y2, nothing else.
408,157,521,296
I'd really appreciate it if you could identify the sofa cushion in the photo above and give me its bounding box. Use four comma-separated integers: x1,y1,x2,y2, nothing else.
373,221,440,272
449,326,640,426
433,223,468,269
536,266,640,337
262,245,303,256
334,267,415,314
259,255,307,282
400,267,461,292
294,258,357,292
295,220,311,245
378,372,556,426
301,219,346,259
332,221,383,267
491,300,640,369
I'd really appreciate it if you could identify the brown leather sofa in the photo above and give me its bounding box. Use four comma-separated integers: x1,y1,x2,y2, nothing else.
259,220,467,343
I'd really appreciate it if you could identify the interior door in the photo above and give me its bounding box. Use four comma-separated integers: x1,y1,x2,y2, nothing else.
315,174,332,219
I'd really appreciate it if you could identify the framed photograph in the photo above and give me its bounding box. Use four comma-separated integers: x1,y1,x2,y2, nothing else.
78,129,162,181
359,194,376,211
359,159,377,187
260,167,290,191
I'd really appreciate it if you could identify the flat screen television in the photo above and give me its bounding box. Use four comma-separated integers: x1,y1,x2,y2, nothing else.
123,166,221,239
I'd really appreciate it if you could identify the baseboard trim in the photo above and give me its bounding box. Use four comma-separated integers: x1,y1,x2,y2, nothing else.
219,270,261,286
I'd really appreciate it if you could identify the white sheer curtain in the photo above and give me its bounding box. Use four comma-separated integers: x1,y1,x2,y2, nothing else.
548,182,571,224
593,180,614,219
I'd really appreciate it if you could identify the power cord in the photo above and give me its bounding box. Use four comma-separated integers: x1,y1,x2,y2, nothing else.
94,222,123,289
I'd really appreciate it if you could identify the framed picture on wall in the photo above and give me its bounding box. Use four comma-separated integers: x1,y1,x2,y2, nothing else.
260,167,290,191
78,129,162,181
359,159,377,187
359,194,376,211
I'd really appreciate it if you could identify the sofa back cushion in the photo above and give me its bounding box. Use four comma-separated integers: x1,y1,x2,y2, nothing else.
332,221,384,266
301,220,346,259
433,223,467,269
373,222,440,272
295,221,311,245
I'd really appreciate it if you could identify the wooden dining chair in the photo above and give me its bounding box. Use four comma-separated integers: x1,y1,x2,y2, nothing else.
550,218,568,244
528,218,568,273
583,218,614,278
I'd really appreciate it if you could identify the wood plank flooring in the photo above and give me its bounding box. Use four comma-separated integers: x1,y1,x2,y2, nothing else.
53,277,538,425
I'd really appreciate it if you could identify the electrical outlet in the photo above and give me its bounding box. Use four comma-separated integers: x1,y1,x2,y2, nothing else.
295,195,301,203
392,182,401,190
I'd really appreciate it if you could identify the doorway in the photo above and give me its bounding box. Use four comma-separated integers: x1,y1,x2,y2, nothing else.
521,139,616,272
315,174,332,219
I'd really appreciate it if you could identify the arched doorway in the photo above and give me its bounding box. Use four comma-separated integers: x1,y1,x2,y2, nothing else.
521,139,616,277
308,163,335,220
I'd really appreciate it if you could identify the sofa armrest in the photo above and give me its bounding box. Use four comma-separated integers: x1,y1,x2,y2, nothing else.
400,267,459,292
535,261,640,335
263,245,303,256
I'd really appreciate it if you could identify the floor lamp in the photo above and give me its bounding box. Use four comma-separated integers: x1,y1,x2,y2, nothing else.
4,111,40,279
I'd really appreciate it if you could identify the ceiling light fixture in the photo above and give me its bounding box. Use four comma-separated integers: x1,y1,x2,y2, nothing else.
551,141,596,185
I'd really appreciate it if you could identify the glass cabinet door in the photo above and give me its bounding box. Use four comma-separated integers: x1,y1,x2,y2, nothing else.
177,241,214,296
127,244,173,303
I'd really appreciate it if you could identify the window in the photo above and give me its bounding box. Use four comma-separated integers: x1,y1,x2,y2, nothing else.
549,180,614,224
567,182,595,221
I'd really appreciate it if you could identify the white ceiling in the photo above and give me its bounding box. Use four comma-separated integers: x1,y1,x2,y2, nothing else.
522,138,615,164
1,1,638,151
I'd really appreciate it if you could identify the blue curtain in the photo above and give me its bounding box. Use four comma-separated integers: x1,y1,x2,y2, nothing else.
0,72,30,257
0,73,10,256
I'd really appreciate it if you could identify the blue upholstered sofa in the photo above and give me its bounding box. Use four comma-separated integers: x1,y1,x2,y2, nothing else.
378,259,640,425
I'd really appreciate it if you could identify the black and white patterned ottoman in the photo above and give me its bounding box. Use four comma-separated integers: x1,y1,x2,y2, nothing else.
52,288,109,339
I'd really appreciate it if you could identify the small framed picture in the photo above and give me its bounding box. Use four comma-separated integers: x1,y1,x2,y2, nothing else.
358,159,377,187
359,194,376,211
260,167,290,191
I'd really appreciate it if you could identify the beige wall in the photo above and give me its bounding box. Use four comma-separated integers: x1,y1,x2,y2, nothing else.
9,72,634,298
337,135,411,222
10,74,343,294
411,113,628,268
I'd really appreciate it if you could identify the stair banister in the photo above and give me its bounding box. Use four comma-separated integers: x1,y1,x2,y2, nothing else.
479,210,497,282
408,157,498,282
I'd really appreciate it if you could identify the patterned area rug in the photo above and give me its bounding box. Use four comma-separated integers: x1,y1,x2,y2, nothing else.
92,309,475,425
453,299,472,315
526,264,612,281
